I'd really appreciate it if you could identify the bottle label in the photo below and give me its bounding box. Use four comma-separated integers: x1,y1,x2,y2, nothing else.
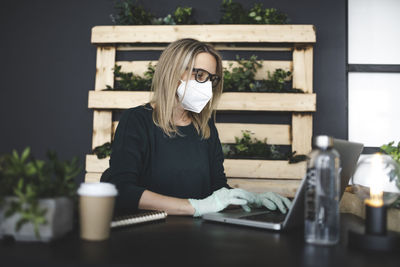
305,167,316,221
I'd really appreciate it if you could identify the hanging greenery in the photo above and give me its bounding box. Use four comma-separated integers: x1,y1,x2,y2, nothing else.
219,0,249,24
110,0,289,25
110,0,154,25
223,55,261,92
222,130,282,159
105,63,155,91
93,132,306,163
223,55,303,93
104,56,302,93
222,131,307,163
93,142,113,159
248,3,289,24
220,0,289,24
251,69,303,93
110,0,196,25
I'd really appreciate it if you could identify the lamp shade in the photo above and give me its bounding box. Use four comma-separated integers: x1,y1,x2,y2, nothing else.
351,153,400,205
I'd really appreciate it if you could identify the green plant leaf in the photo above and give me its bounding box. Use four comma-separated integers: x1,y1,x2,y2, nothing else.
21,147,31,163
111,0,154,25
12,149,19,161
15,218,30,232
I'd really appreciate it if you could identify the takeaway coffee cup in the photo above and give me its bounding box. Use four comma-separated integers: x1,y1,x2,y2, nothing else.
77,182,118,241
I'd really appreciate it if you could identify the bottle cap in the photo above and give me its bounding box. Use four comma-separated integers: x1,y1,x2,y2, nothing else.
313,135,334,149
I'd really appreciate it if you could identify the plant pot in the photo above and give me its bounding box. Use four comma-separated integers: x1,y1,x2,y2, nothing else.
0,197,74,242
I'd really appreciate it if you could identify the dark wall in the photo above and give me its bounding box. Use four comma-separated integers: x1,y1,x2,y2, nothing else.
0,0,347,182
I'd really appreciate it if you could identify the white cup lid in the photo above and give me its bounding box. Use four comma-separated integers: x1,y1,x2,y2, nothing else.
77,182,118,197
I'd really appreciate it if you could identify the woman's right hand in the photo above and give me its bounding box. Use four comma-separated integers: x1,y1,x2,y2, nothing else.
188,188,255,217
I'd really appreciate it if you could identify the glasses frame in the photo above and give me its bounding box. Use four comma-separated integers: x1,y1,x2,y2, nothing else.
191,68,221,87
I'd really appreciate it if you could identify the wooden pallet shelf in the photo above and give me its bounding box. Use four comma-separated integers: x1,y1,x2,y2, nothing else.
87,24,316,197
91,25,316,44
88,91,316,111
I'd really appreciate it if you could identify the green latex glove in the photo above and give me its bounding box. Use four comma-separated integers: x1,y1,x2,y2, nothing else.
188,187,254,217
240,191,292,214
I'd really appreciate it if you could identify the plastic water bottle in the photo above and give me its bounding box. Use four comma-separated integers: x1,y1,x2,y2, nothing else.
305,135,341,245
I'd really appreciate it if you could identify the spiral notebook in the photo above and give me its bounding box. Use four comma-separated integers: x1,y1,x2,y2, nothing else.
111,210,168,228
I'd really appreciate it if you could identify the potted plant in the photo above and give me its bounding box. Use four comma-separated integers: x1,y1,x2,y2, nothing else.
0,147,81,242
381,141,400,208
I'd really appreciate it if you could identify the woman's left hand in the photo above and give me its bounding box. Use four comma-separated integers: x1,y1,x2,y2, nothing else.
240,191,292,214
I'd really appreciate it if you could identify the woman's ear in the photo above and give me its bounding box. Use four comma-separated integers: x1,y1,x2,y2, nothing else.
180,70,189,81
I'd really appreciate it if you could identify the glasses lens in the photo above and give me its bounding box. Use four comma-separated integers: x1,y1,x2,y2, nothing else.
195,69,209,83
211,76,220,87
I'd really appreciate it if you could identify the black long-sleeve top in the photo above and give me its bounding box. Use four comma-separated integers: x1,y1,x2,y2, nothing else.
107,103,230,214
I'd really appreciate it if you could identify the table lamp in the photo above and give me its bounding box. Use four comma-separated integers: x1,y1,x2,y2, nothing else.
348,153,400,251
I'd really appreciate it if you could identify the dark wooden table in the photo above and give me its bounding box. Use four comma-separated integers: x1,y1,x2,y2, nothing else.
1,213,399,266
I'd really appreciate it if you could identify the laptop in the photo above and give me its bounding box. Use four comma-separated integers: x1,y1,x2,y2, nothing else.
202,138,364,231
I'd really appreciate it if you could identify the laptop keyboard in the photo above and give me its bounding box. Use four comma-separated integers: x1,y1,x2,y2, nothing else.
239,211,287,224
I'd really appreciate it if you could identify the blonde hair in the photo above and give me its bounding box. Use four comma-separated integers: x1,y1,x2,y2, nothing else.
150,38,223,139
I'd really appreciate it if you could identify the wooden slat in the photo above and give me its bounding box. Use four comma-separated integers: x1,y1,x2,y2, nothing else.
215,45,293,51
291,113,313,154
86,155,306,179
88,91,152,110
117,45,166,51
291,45,313,155
292,46,313,93
85,172,102,183
218,92,316,111
95,46,116,90
92,46,116,149
216,123,291,145
92,111,113,149
116,60,292,81
110,121,291,145
86,155,109,173
224,159,306,179
117,45,293,51
88,91,316,112
228,178,301,198
91,25,316,44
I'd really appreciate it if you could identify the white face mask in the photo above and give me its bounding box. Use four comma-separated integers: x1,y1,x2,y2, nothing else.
177,79,213,113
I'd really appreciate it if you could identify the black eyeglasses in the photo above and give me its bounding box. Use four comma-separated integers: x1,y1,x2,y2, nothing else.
191,68,221,87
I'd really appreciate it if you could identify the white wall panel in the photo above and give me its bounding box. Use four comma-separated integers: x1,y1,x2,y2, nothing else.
349,73,400,147
348,0,400,64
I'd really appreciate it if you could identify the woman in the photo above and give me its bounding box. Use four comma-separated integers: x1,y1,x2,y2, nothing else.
106,38,291,216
